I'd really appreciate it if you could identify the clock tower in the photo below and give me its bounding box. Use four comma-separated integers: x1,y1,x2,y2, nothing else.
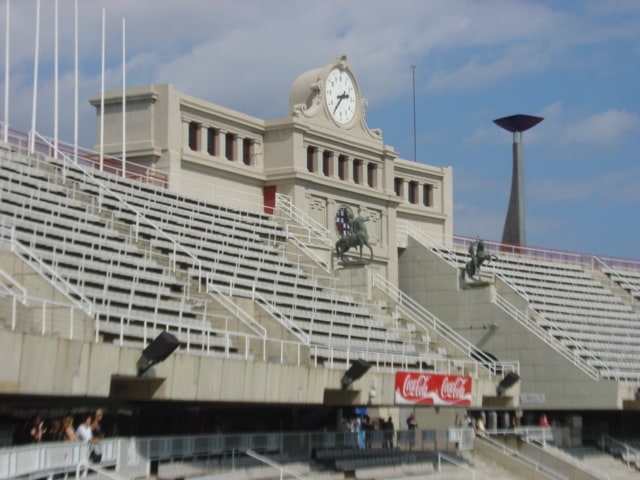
288,55,381,141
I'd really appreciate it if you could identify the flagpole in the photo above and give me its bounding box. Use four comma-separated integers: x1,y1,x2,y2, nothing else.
99,7,105,171
30,0,41,154
73,0,78,163
3,0,10,143
54,0,59,158
121,16,126,178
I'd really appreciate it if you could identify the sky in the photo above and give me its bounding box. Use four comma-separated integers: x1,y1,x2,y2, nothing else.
1,0,639,260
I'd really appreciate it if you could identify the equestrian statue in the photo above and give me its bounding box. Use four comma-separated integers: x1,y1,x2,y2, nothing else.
464,238,498,280
334,207,373,264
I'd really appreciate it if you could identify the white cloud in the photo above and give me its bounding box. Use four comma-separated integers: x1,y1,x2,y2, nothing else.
560,109,639,147
530,167,640,203
427,43,554,91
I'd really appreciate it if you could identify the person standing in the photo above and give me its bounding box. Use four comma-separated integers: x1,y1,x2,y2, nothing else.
384,416,394,449
91,408,104,439
75,413,93,443
62,415,77,442
407,413,418,450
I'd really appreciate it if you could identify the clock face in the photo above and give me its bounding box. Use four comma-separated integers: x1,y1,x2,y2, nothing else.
325,68,357,125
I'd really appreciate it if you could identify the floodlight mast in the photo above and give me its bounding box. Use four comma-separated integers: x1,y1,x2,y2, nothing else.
493,114,543,248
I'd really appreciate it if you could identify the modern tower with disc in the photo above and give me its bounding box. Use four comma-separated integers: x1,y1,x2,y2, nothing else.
493,114,544,247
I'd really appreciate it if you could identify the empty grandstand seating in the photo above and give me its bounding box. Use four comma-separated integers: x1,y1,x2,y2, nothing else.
431,239,640,384
0,144,424,367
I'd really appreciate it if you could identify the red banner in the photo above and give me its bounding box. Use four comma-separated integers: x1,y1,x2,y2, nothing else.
395,372,473,406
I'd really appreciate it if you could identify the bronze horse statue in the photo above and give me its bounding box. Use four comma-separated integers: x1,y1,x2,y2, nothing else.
465,239,498,279
335,214,373,263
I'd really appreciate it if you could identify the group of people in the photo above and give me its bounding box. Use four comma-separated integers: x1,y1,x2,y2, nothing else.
343,415,396,449
13,408,105,446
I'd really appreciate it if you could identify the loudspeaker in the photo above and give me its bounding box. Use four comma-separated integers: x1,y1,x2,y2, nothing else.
497,371,520,396
341,359,371,390
137,331,180,376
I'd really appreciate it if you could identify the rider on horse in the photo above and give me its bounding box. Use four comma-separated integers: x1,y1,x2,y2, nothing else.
465,239,497,279
335,208,373,263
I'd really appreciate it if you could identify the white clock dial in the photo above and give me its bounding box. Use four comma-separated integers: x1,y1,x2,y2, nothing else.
325,68,357,125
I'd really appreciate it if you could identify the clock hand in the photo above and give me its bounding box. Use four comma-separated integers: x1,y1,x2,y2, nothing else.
333,92,350,114
333,97,343,114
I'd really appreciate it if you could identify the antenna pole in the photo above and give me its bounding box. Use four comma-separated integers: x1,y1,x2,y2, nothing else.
99,7,105,171
73,0,78,162
54,0,58,157
121,16,126,178
3,0,10,143
30,0,41,154
411,64,417,162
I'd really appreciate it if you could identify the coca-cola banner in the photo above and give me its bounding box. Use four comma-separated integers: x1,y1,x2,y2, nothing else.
395,372,473,406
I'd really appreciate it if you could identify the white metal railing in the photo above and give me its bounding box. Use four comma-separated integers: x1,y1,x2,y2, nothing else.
5,124,640,278
600,433,640,470
492,292,601,381
496,427,611,480
372,273,519,377
274,193,332,273
28,132,205,294
403,222,619,383
75,462,126,480
0,291,89,339
594,255,640,303
251,287,311,345
0,266,27,303
0,429,477,480
436,450,493,480
404,223,460,270
478,433,570,480
454,234,591,267
5,225,94,316
0,438,119,480
15,124,266,213
407,224,531,301
244,449,307,480
275,193,332,246
207,283,268,340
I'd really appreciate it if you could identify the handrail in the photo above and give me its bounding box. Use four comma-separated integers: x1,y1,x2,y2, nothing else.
6,125,640,273
436,451,493,480
275,193,332,273
251,288,311,345
0,266,27,304
32,131,204,292
406,224,531,301
283,229,332,273
535,442,611,480
600,433,640,470
593,255,640,302
372,273,519,377
8,227,94,316
207,283,268,339
492,292,601,381
244,449,307,480
275,193,332,245
477,434,570,480
454,235,592,267
75,461,126,480
404,223,460,270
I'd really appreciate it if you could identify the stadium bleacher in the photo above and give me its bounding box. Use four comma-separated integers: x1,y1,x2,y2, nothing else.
433,240,640,384
0,142,431,369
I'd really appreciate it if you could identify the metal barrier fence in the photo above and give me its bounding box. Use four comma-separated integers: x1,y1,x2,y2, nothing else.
0,429,474,479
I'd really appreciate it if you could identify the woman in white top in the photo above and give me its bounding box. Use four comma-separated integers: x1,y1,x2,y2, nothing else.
75,413,93,443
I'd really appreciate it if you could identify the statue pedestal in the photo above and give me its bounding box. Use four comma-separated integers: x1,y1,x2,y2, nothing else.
460,268,495,288
334,263,371,297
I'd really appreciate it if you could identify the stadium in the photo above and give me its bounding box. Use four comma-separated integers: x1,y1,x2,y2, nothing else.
0,22,639,480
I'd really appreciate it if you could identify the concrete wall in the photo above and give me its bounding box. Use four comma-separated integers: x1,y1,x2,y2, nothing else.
0,328,401,406
398,238,623,410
